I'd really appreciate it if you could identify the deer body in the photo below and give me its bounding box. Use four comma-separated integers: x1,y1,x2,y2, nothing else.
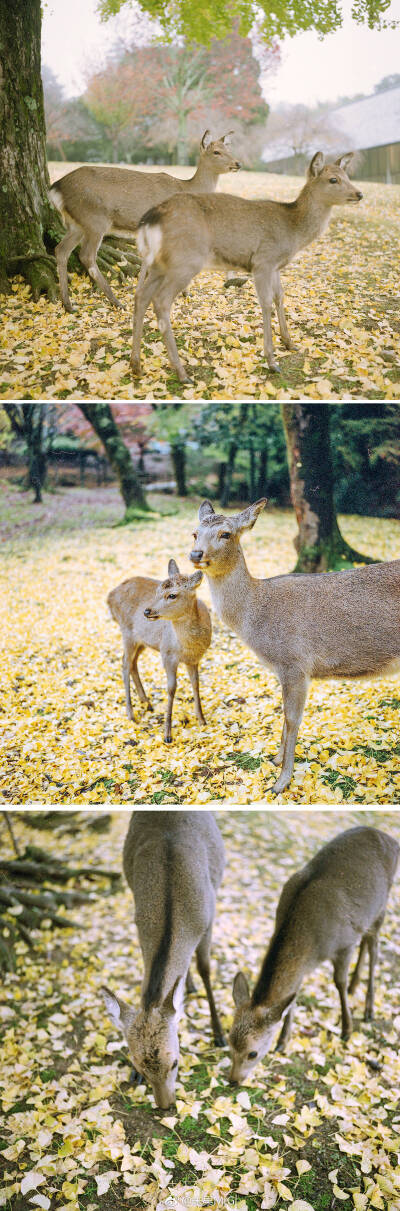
102,810,225,1107
229,826,399,1084
132,151,362,380
50,131,240,311
108,559,211,742
191,500,400,794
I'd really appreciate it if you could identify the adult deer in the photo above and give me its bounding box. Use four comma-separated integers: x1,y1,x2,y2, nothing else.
131,151,362,380
101,810,225,1108
229,826,398,1084
190,499,400,795
50,131,240,311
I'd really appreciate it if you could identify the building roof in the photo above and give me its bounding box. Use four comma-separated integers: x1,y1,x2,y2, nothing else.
262,86,400,163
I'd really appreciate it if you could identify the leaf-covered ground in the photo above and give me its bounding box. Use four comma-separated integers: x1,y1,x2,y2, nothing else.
1,809,400,1211
0,169,399,401
1,487,399,805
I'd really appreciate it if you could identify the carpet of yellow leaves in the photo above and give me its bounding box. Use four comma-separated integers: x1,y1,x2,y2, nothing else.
0,169,399,400
1,810,400,1211
1,493,399,804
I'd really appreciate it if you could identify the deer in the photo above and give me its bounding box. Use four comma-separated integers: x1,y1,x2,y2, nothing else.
131,150,362,381
101,810,225,1108
107,558,211,743
190,498,400,795
49,131,240,311
229,825,399,1085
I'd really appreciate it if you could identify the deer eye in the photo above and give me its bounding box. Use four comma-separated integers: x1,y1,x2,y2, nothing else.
168,593,177,600
220,531,230,539
248,1050,258,1059
193,532,198,539
329,177,338,183
213,149,222,155
170,1059,178,1070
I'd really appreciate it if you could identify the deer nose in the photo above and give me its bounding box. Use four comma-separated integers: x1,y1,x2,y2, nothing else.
356,190,363,200
190,549,203,563
144,607,152,617
228,1072,238,1085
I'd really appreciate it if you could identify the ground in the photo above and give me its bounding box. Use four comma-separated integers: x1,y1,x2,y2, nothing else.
1,485,399,805
1,810,400,1211
0,167,399,401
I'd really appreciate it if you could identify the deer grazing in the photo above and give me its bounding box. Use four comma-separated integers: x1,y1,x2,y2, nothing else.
49,131,240,311
101,811,225,1108
190,499,400,795
131,151,362,380
107,558,211,742
229,826,399,1085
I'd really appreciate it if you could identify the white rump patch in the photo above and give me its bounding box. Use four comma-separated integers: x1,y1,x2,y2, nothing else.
137,223,163,266
49,186,64,215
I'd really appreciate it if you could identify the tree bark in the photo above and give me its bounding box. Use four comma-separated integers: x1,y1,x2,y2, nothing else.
257,446,268,498
220,440,238,507
78,404,148,519
170,440,187,495
281,404,373,572
7,404,47,501
0,0,61,298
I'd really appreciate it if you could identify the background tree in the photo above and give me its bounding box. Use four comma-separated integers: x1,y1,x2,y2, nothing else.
281,404,374,571
4,405,58,503
77,404,149,520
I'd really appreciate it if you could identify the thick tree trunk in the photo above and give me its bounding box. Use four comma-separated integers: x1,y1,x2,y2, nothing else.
281,404,373,572
220,441,238,507
170,440,187,495
0,0,61,297
78,404,148,519
6,404,48,501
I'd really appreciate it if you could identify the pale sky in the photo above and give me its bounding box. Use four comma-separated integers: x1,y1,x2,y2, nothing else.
41,0,400,108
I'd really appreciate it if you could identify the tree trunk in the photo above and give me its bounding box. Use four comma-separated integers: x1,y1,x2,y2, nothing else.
7,404,48,501
78,405,148,519
171,440,187,495
281,404,373,572
257,447,268,498
0,0,61,298
248,439,256,501
220,441,238,507
217,461,226,500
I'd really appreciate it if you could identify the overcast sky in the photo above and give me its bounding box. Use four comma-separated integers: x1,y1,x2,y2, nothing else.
41,0,400,108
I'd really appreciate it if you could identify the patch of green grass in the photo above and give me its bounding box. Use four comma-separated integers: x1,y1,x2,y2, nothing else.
225,751,263,772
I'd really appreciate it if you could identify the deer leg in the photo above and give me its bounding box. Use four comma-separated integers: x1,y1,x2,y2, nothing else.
271,676,308,795
333,948,353,1040
275,999,296,1052
186,969,196,995
123,649,134,720
196,926,225,1047
348,936,368,994
152,278,194,383
54,221,83,311
162,657,178,743
254,270,280,373
272,719,287,767
131,267,164,377
79,231,123,308
273,271,297,351
131,645,151,707
365,915,384,1020
186,664,206,726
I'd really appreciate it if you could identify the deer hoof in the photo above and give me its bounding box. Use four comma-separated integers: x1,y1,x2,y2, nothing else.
269,361,280,374
214,1031,226,1048
164,736,172,744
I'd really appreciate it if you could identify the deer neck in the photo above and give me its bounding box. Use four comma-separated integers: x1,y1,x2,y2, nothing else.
189,159,219,192
207,546,255,634
252,927,311,1009
289,181,333,250
171,598,204,654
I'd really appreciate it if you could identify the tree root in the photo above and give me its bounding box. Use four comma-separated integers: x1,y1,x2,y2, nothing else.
7,251,60,302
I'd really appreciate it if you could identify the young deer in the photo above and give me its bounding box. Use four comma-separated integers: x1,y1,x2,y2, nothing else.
50,131,240,311
101,810,225,1108
190,499,400,794
107,558,211,742
229,826,399,1085
131,151,362,381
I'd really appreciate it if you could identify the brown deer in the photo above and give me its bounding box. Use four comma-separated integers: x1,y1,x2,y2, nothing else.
131,151,362,380
50,131,240,311
190,498,400,794
107,558,211,742
101,810,225,1108
229,826,399,1084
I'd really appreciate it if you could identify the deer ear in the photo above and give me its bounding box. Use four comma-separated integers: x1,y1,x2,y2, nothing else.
163,976,185,1018
168,558,179,576
220,130,234,144
265,993,296,1025
233,498,266,534
233,971,250,1007
188,570,202,589
335,152,353,171
308,151,324,177
201,130,212,149
198,499,215,520
101,985,135,1034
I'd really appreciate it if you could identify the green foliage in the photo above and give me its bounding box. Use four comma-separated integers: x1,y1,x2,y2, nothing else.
97,0,396,44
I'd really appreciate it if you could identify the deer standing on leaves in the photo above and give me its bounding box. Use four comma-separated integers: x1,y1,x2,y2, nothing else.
229,826,398,1084
101,811,225,1109
50,131,240,311
131,151,362,381
190,499,400,794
